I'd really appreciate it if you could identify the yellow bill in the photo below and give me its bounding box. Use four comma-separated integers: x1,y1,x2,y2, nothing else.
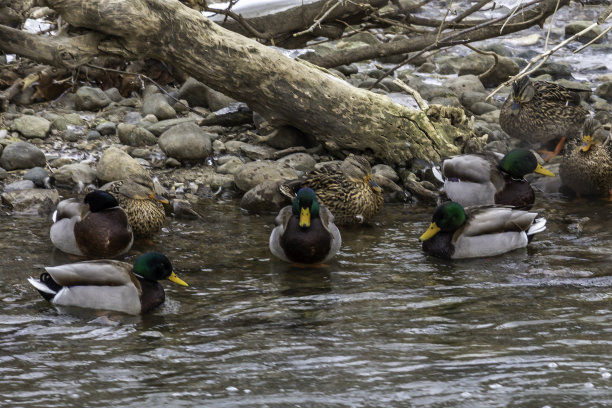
419,222,441,241
535,164,555,177
168,271,189,287
299,207,311,228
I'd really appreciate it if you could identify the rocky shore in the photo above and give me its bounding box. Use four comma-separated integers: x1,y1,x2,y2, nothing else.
1,9,612,217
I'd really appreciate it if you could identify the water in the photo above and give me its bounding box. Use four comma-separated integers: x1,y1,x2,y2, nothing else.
1,193,610,407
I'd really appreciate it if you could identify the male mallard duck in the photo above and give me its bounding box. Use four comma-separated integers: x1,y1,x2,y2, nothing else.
270,187,342,264
499,76,589,161
442,148,555,208
419,202,546,259
559,118,612,199
28,252,188,315
281,155,383,225
50,190,133,258
101,174,168,239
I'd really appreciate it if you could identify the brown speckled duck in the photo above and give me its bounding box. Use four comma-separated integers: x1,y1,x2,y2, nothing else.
499,76,589,161
101,174,168,239
281,155,384,225
559,118,612,199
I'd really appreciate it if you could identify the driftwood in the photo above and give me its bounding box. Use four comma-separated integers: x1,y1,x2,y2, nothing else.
0,0,477,165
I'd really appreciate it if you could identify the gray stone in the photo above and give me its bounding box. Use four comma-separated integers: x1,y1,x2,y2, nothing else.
4,180,36,192
86,130,103,140
53,162,97,189
239,180,287,214
142,93,177,120
0,167,8,180
233,160,298,192
124,111,143,124
104,87,123,102
372,164,400,182
435,55,464,75
117,123,158,147
62,127,85,142
239,143,277,161
96,121,117,136
565,21,606,44
460,90,488,108
595,82,612,101
216,155,244,175
277,152,317,172
0,141,46,170
97,146,149,183
206,88,237,112
471,101,498,115
158,122,212,161
177,77,209,108
459,54,519,87
51,113,85,131
11,115,51,138
146,117,196,136
259,126,316,149
530,62,572,79
1,188,60,215
75,86,112,111
24,166,51,188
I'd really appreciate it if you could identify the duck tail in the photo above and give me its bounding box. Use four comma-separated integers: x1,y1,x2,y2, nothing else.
28,273,61,301
527,217,547,242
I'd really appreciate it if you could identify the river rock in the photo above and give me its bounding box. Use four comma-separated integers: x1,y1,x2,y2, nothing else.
239,180,287,214
146,117,196,136
206,87,237,112
117,123,158,146
216,155,244,175
277,152,316,173
53,163,97,190
97,146,149,183
233,160,298,192
75,86,112,111
530,62,572,79
4,180,36,192
259,126,317,149
372,163,400,182
104,87,123,102
24,167,51,188
595,82,612,101
470,101,498,115
96,121,117,136
0,141,46,170
142,93,177,120
177,77,209,108
1,188,60,215
124,111,143,124
565,21,605,44
158,122,213,161
458,54,519,87
11,115,51,139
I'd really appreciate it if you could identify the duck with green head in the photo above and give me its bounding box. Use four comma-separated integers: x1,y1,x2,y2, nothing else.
560,118,612,199
499,76,589,161
419,202,547,259
28,252,188,314
281,155,383,225
270,187,342,264
50,190,133,258
442,149,555,208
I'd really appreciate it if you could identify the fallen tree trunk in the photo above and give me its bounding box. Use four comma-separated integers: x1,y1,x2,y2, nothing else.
2,0,476,165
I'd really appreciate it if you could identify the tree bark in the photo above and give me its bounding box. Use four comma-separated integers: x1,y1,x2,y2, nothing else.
2,0,476,165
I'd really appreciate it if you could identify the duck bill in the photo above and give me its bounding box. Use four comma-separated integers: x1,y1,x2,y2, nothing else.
299,208,311,228
534,164,555,177
419,222,441,241
510,100,521,116
148,191,169,204
168,272,189,287
580,135,593,152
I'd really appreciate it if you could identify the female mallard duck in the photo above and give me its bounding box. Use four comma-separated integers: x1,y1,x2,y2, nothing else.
281,155,383,225
101,174,168,239
270,187,342,264
559,118,612,199
28,252,188,315
419,202,547,259
499,76,589,161
50,190,133,258
442,148,555,208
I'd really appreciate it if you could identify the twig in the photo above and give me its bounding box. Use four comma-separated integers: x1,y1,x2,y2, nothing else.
205,5,272,40
486,21,602,100
463,44,499,79
543,0,561,51
294,0,343,37
574,24,612,53
393,79,429,110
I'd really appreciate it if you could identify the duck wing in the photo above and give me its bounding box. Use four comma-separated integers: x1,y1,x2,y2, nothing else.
45,260,134,287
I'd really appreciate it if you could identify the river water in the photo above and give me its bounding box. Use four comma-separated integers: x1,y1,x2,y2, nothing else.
1,192,610,407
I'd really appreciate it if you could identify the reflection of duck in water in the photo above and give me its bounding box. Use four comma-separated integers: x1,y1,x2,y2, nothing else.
281,155,384,225
419,202,547,259
442,149,554,208
499,77,589,161
270,187,341,265
560,117,612,199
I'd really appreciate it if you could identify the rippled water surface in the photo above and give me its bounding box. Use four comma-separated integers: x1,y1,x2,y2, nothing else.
1,193,610,407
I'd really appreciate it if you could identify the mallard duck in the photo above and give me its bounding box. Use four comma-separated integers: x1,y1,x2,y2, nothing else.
560,118,612,199
499,76,589,161
28,252,188,314
101,174,168,239
442,148,555,208
270,187,342,264
281,155,383,225
419,202,547,259
50,190,133,258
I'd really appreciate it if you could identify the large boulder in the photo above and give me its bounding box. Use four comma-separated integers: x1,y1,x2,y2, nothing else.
158,122,213,161
0,141,46,170
96,147,148,183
